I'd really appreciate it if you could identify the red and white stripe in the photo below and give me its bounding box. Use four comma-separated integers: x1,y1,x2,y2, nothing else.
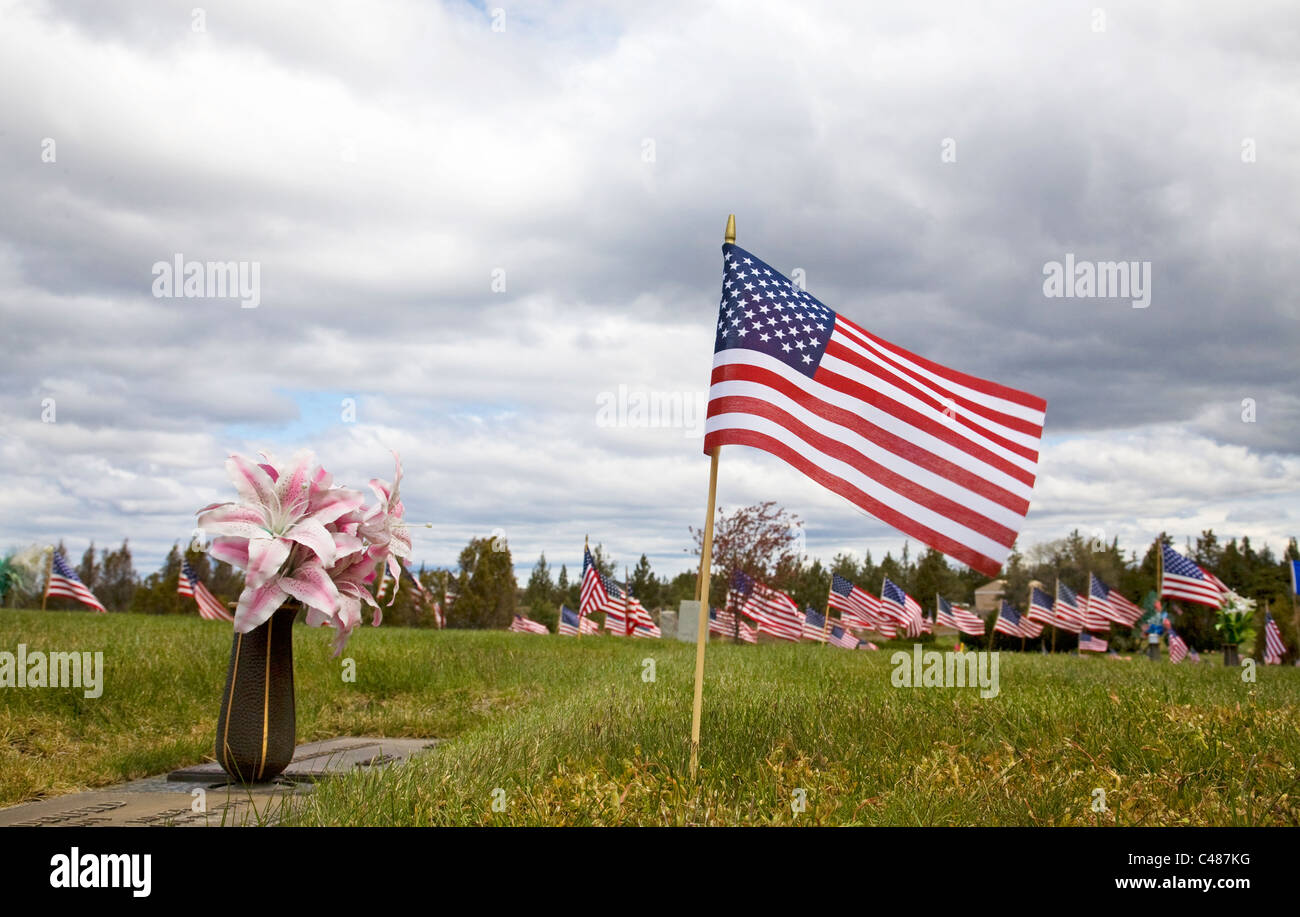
828,583,881,631
180,571,234,622
737,580,803,642
946,603,986,637
46,575,106,614
705,308,1045,578
509,614,549,635
1264,615,1287,664
1106,591,1144,627
710,607,758,644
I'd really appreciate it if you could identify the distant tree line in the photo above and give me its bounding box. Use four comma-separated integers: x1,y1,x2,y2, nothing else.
21,517,1300,662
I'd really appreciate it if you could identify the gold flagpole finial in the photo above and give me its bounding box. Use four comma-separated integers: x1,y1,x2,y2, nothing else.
724,213,736,245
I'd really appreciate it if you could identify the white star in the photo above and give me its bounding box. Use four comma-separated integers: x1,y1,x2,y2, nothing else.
759,333,771,342
781,342,793,352
802,354,813,364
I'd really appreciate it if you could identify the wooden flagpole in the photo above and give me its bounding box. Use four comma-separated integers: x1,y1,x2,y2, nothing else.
578,535,588,640
1051,577,1060,653
1155,534,1164,609
989,601,1000,651
688,213,733,778
40,546,53,611
821,573,833,645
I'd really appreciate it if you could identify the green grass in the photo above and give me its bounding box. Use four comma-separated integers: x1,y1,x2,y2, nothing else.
2,610,1298,825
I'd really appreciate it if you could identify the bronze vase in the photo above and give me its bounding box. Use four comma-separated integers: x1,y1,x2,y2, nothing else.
215,603,299,782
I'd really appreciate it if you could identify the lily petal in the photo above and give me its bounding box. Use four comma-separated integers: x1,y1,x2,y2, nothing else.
209,537,250,569
226,454,278,509
234,581,288,633
284,516,337,567
279,562,342,616
246,537,291,590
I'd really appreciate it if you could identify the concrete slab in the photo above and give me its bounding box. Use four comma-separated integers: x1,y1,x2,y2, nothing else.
0,736,438,827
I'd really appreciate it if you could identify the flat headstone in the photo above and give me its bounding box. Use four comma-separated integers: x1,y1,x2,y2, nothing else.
0,736,437,827
168,736,437,783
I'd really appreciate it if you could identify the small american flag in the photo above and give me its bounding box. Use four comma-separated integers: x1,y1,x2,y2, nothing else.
580,547,609,620
801,606,829,643
704,244,1046,577
1168,627,1188,664
828,573,880,631
1106,589,1145,627
46,550,106,613
828,624,860,649
509,614,549,635
709,606,757,643
1078,632,1108,653
1083,574,1113,634
733,571,803,642
1264,612,1287,664
180,559,234,622
1188,646,1200,663
628,597,661,639
881,577,923,633
993,600,1026,637
1027,585,1055,625
1053,581,1084,633
937,595,985,636
1160,543,1224,609
557,604,584,636
599,575,631,635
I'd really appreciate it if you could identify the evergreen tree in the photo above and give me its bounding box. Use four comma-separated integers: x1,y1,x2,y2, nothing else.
452,535,518,629
629,554,660,609
525,553,557,628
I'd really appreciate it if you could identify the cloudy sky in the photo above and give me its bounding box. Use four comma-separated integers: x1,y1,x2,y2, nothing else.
2,0,1297,585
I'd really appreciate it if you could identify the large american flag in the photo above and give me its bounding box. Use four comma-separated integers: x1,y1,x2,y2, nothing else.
45,550,106,613
180,559,234,622
1160,543,1224,609
703,244,1046,578
1053,581,1084,633
1264,612,1287,664
828,573,880,631
509,614,549,635
1168,627,1188,664
1078,632,1108,653
580,546,609,619
709,606,757,644
937,595,985,636
1027,585,1055,625
1083,574,1114,633
993,600,1026,637
732,571,803,642
881,577,924,633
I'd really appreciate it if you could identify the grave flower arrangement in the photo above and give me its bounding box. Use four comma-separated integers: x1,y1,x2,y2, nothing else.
195,449,412,781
